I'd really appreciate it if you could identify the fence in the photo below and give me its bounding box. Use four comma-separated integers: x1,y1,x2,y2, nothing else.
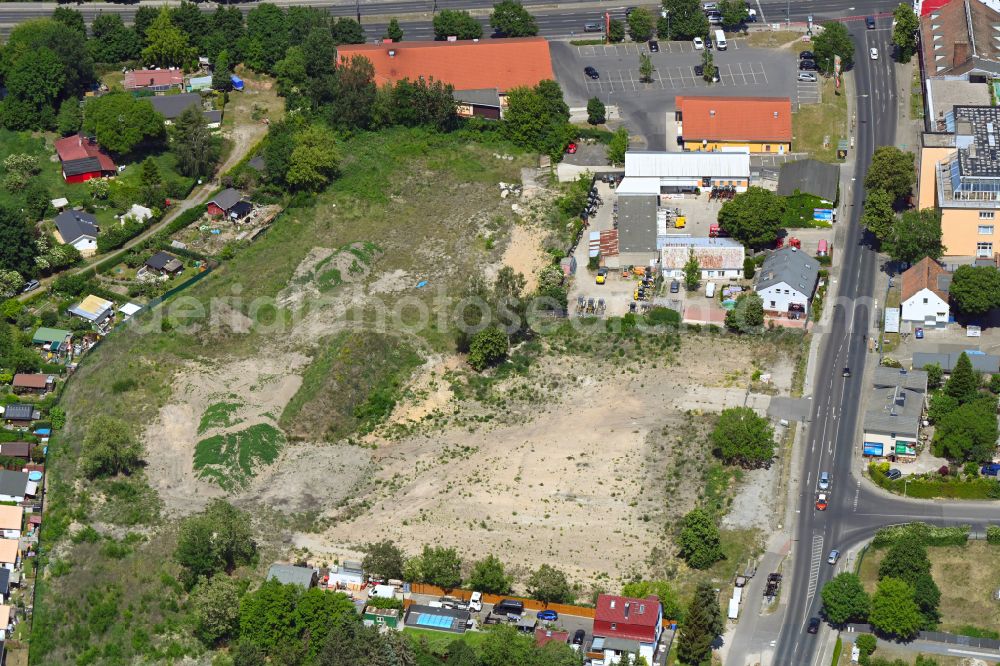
844,624,1000,651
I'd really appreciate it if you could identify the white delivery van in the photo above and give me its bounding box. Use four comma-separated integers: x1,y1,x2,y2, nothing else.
706,281,717,298
469,591,483,612
715,29,727,50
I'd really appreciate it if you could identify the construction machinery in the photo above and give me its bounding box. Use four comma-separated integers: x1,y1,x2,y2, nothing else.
596,267,608,285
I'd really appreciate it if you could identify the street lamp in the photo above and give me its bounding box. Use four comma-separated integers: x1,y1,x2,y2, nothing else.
665,9,670,40
903,477,912,497
356,0,361,23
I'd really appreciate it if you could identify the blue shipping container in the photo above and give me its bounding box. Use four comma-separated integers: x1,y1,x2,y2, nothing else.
230,74,244,91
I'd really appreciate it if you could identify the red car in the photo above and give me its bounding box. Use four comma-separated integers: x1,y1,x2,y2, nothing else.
815,493,828,511
566,142,578,154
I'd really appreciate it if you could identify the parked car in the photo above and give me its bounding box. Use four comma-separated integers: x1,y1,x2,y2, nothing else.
469,591,483,612
818,471,830,491
596,267,608,284
799,60,817,71
886,468,902,480
981,463,1000,476
493,599,525,617
21,279,39,293
915,327,924,339
866,15,876,29
566,142,578,154
649,39,659,52
815,493,828,511
827,549,840,565
842,367,850,377
694,64,720,82
798,71,817,82
799,50,814,59
537,609,558,621
807,617,821,634
670,280,680,293
584,66,600,79
693,36,704,49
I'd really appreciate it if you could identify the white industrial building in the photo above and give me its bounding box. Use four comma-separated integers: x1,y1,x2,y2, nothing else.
618,150,751,195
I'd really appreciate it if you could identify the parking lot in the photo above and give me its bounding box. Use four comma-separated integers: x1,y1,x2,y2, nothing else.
582,61,770,94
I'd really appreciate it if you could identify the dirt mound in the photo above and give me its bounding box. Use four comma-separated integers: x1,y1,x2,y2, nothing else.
277,242,383,308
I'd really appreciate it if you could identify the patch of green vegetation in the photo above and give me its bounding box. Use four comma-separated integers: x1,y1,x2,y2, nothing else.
281,330,422,441
403,627,489,655
792,77,848,163
0,129,86,212
197,400,244,434
868,463,1000,499
955,624,1000,639
316,267,343,291
94,477,162,526
194,423,284,490
911,67,925,120
781,192,834,228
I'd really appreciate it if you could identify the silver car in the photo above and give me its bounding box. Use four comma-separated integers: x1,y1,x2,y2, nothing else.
818,471,830,490
798,71,817,82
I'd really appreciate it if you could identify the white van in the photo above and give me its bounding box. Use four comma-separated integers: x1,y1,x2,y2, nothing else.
715,29,727,50
705,281,716,298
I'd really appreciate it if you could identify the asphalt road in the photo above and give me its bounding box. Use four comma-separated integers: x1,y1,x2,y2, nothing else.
772,19,1000,666
0,0,900,38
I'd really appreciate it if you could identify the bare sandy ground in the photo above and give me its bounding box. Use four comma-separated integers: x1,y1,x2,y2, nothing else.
501,222,549,293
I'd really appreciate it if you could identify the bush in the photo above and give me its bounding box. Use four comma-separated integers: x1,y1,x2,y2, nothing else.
986,525,1000,544
871,522,970,549
97,216,146,253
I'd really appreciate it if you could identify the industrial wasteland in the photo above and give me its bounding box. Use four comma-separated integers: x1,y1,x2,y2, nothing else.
0,0,999,664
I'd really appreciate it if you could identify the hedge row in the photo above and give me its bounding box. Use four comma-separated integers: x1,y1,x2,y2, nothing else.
871,522,971,548
987,525,1000,544
868,462,1000,500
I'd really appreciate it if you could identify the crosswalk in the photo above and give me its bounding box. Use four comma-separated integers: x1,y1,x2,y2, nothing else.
806,534,824,600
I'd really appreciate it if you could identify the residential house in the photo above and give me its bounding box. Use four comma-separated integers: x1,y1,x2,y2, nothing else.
661,238,746,281
0,473,28,504
534,627,570,647
143,251,184,276
675,96,792,153
0,443,31,460
593,594,663,665
0,540,17,571
31,327,71,354
862,367,929,460
900,257,951,326
363,606,401,629
0,507,22,540
207,189,249,218
618,150,751,195
776,158,840,203
336,38,555,120
148,93,221,128
919,0,1000,79
68,295,114,325
754,247,820,317
11,374,54,395
404,604,471,634
913,350,1000,373
2,406,37,427
327,561,365,589
918,106,1000,260
266,564,317,589
124,68,183,92
53,210,99,256
54,135,116,183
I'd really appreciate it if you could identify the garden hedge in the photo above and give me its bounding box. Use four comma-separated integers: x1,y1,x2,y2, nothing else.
871,522,970,548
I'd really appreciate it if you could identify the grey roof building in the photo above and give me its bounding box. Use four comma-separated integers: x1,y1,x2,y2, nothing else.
267,564,317,589
54,210,98,244
863,368,928,439
0,471,28,500
209,188,244,213
777,159,840,202
912,351,1000,373
404,604,471,634
617,194,658,255
754,247,820,296
2,404,37,422
148,93,219,125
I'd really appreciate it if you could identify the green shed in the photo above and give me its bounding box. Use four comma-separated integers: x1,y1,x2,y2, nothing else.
363,606,400,629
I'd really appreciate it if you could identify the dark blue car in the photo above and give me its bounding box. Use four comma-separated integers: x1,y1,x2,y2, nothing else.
537,610,558,621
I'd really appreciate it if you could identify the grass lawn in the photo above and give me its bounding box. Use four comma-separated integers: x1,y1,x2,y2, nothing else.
910,67,925,121
404,627,489,656
792,77,848,163
746,30,802,48
836,642,965,666
781,192,835,228
0,129,89,211
857,542,1000,636
116,150,195,202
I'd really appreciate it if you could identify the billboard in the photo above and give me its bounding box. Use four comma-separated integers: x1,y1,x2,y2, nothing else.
863,442,884,456
814,208,834,221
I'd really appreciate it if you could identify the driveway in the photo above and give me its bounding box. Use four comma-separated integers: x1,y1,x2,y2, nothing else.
551,40,800,150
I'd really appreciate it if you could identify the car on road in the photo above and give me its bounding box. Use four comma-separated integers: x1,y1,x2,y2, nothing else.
818,471,830,490
799,50,814,59
584,66,600,79
885,468,902,480
21,279,39,293
807,617,821,634
799,60,817,71
870,47,879,60
982,463,1000,476
537,609,558,621
584,22,603,32
566,142,578,154
797,72,817,82
815,493,828,511
866,15,876,29
596,267,608,284
693,37,704,49
649,40,659,52
827,549,840,565
842,367,850,377
670,280,680,293
915,327,924,339
625,6,636,16
694,64,720,82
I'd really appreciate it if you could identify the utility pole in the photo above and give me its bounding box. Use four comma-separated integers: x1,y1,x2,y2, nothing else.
356,0,361,23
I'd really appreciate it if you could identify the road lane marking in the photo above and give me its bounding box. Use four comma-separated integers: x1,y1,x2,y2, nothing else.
807,534,824,600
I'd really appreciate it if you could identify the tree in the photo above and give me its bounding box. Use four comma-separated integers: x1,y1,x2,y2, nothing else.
503,82,572,159
944,351,980,404
140,157,163,207
490,0,538,37
677,581,723,666
861,189,896,241
446,640,481,666
0,272,24,300
663,0,710,39
719,0,748,28
56,99,82,137
433,9,483,40
4,18,93,102
866,147,916,202
362,540,405,581
286,124,340,192
587,97,606,125
877,532,929,587
385,17,404,41
176,499,257,587
243,3,289,73
608,18,626,43
480,624,538,666
193,574,242,645
925,363,943,390
133,6,161,44
378,77,456,130
639,53,654,83
812,21,854,71
628,7,656,41
855,633,877,659
316,618,414,666
892,3,919,63
468,326,509,370
912,572,940,628
622,580,684,621
52,6,86,35
725,292,765,334
717,186,785,248
80,416,143,479
294,588,358,660
326,55,377,131
821,573,870,625
526,564,574,604
142,8,196,68
949,265,1000,316
3,47,65,128
711,406,775,468
932,396,998,462
869,578,922,639
406,545,463,589
678,508,724,569
883,208,943,265
83,92,165,154
331,17,366,45
238,580,302,655
213,50,233,92
173,105,220,178
170,1,209,49
89,13,141,63
468,554,513,595
683,250,700,290
607,127,629,167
